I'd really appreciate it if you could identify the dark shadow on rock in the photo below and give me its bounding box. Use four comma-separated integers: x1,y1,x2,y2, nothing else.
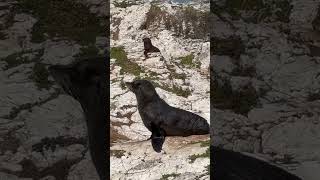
48,56,108,180
211,146,302,180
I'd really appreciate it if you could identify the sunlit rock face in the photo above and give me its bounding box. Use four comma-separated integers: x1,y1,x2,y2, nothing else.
110,0,210,179
211,0,320,179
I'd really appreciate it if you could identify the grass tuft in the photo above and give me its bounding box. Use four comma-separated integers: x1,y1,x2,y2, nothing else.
160,173,181,180
188,147,210,163
179,54,201,68
110,150,126,158
111,47,144,76
113,1,137,8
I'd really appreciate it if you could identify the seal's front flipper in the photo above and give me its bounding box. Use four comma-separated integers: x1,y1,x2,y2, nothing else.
151,135,165,153
150,123,165,153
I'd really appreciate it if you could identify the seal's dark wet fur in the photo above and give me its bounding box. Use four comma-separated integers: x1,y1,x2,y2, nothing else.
212,146,302,180
49,57,107,180
143,38,160,58
126,80,209,152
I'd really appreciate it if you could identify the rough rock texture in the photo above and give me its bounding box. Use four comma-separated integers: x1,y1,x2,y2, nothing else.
111,135,209,180
211,0,320,179
110,0,210,179
0,0,107,179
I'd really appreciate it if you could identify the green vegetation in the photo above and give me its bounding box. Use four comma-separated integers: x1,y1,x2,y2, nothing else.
110,150,126,158
113,1,137,8
166,64,187,80
160,173,181,180
180,54,193,66
162,84,191,98
188,148,210,163
133,75,191,98
111,47,143,76
141,72,161,82
180,6,210,39
200,140,210,147
141,4,163,30
17,0,105,44
142,4,209,39
190,140,210,147
179,54,201,68
148,71,161,78
111,48,192,97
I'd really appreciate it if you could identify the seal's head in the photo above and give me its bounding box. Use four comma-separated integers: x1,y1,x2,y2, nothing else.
125,80,158,104
48,57,108,180
142,37,151,43
48,57,107,109
143,38,152,50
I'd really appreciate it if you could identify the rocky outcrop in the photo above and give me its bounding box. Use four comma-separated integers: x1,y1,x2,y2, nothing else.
110,0,210,179
111,136,209,180
211,0,320,179
0,0,106,179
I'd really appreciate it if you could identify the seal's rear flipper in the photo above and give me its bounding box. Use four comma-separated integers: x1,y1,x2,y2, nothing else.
150,123,166,153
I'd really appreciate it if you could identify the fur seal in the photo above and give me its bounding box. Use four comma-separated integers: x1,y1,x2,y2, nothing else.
125,79,209,152
49,57,107,180
212,146,302,180
143,38,160,58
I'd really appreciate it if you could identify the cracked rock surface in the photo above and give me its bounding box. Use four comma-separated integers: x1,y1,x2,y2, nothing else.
211,1,320,179
0,0,107,179
110,0,210,179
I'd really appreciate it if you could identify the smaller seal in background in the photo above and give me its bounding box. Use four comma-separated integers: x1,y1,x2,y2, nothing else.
143,38,161,59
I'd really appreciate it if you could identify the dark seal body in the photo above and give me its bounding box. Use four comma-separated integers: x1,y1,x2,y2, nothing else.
138,99,209,136
212,146,302,180
49,57,107,180
143,38,160,58
126,80,209,152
